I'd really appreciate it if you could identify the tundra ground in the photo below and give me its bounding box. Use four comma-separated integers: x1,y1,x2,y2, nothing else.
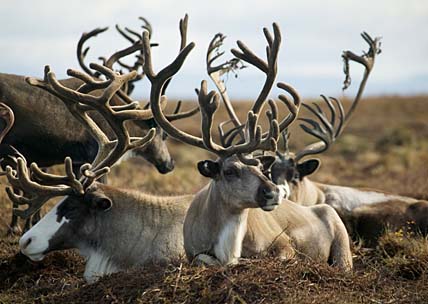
0,96,427,303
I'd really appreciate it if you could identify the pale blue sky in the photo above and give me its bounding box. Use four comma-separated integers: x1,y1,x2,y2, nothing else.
1,0,427,100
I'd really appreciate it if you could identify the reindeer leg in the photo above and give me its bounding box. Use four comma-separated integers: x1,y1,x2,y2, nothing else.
193,254,222,266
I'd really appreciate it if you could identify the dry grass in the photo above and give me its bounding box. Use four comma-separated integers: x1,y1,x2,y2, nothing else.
0,95,428,303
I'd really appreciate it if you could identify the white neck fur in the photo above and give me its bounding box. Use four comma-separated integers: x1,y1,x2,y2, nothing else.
214,211,248,265
80,248,119,283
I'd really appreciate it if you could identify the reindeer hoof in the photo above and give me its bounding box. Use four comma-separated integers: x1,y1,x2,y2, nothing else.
194,254,221,266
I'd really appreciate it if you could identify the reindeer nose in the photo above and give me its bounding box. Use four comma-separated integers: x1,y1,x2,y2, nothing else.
262,189,275,200
157,159,175,174
20,236,32,250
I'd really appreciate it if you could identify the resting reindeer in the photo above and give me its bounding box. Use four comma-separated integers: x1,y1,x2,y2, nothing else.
144,24,352,269
7,65,194,284
1,17,197,234
266,33,428,245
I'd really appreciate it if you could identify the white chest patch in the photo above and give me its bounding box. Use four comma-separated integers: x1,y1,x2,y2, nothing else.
324,185,416,212
214,213,248,265
19,198,70,261
278,183,290,200
80,248,119,283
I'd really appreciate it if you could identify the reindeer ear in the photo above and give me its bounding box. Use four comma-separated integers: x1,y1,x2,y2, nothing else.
297,159,320,178
197,160,220,178
256,155,276,171
85,189,113,212
94,196,113,211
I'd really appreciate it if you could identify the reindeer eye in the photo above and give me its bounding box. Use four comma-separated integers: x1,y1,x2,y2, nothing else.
286,169,296,181
223,167,239,178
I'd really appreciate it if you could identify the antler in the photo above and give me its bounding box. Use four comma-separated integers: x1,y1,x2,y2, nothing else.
294,96,344,161
0,102,15,143
27,64,155,172
15,63,157,218
294,32,381,161
231,23,281,115
77,18,158,96
106,16,160,80
220,81,301,148
76,27,109,77
4,158,83,218
143,17,279,164
207,33,245,129
160,14,189,96
341,32,381,126
212,25,300,148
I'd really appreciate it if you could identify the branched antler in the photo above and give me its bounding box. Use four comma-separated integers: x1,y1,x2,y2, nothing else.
341,32,381,125
4,158,84,218
231,23,281,114
144,17,281,165
77,27,109,77
294,32,381,161
294,96,344,161
16,61,159,218
0,103,14,143
207,33,245,129
213,24,300,149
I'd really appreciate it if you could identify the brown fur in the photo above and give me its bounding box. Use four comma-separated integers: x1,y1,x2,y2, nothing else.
20,182,195,282
348,199,428,246
287,176,427,246
0,73,173,172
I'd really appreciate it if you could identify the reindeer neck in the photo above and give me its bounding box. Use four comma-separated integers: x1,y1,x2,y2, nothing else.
290,178,325,205
80,247,119,283
204,182,249,265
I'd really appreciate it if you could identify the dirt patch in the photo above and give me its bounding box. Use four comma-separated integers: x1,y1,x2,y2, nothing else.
44,258,428,304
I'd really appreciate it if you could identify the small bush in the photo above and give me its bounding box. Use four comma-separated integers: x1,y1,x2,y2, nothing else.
377,232,428,280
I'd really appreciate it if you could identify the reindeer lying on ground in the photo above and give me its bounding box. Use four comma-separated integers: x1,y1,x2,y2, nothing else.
0,17,197,235
6,18,198,281
266,34,428,245
145,24,352,269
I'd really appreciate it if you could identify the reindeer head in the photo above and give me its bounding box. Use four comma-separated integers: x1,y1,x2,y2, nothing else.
12,159,113,261
13,61,157,261
144,22,299,212
203,26,301,204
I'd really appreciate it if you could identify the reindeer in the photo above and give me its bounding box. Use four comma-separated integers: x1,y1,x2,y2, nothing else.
144,23,352,269
0,17,197,234
266,33,428,245
6,18,202,281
